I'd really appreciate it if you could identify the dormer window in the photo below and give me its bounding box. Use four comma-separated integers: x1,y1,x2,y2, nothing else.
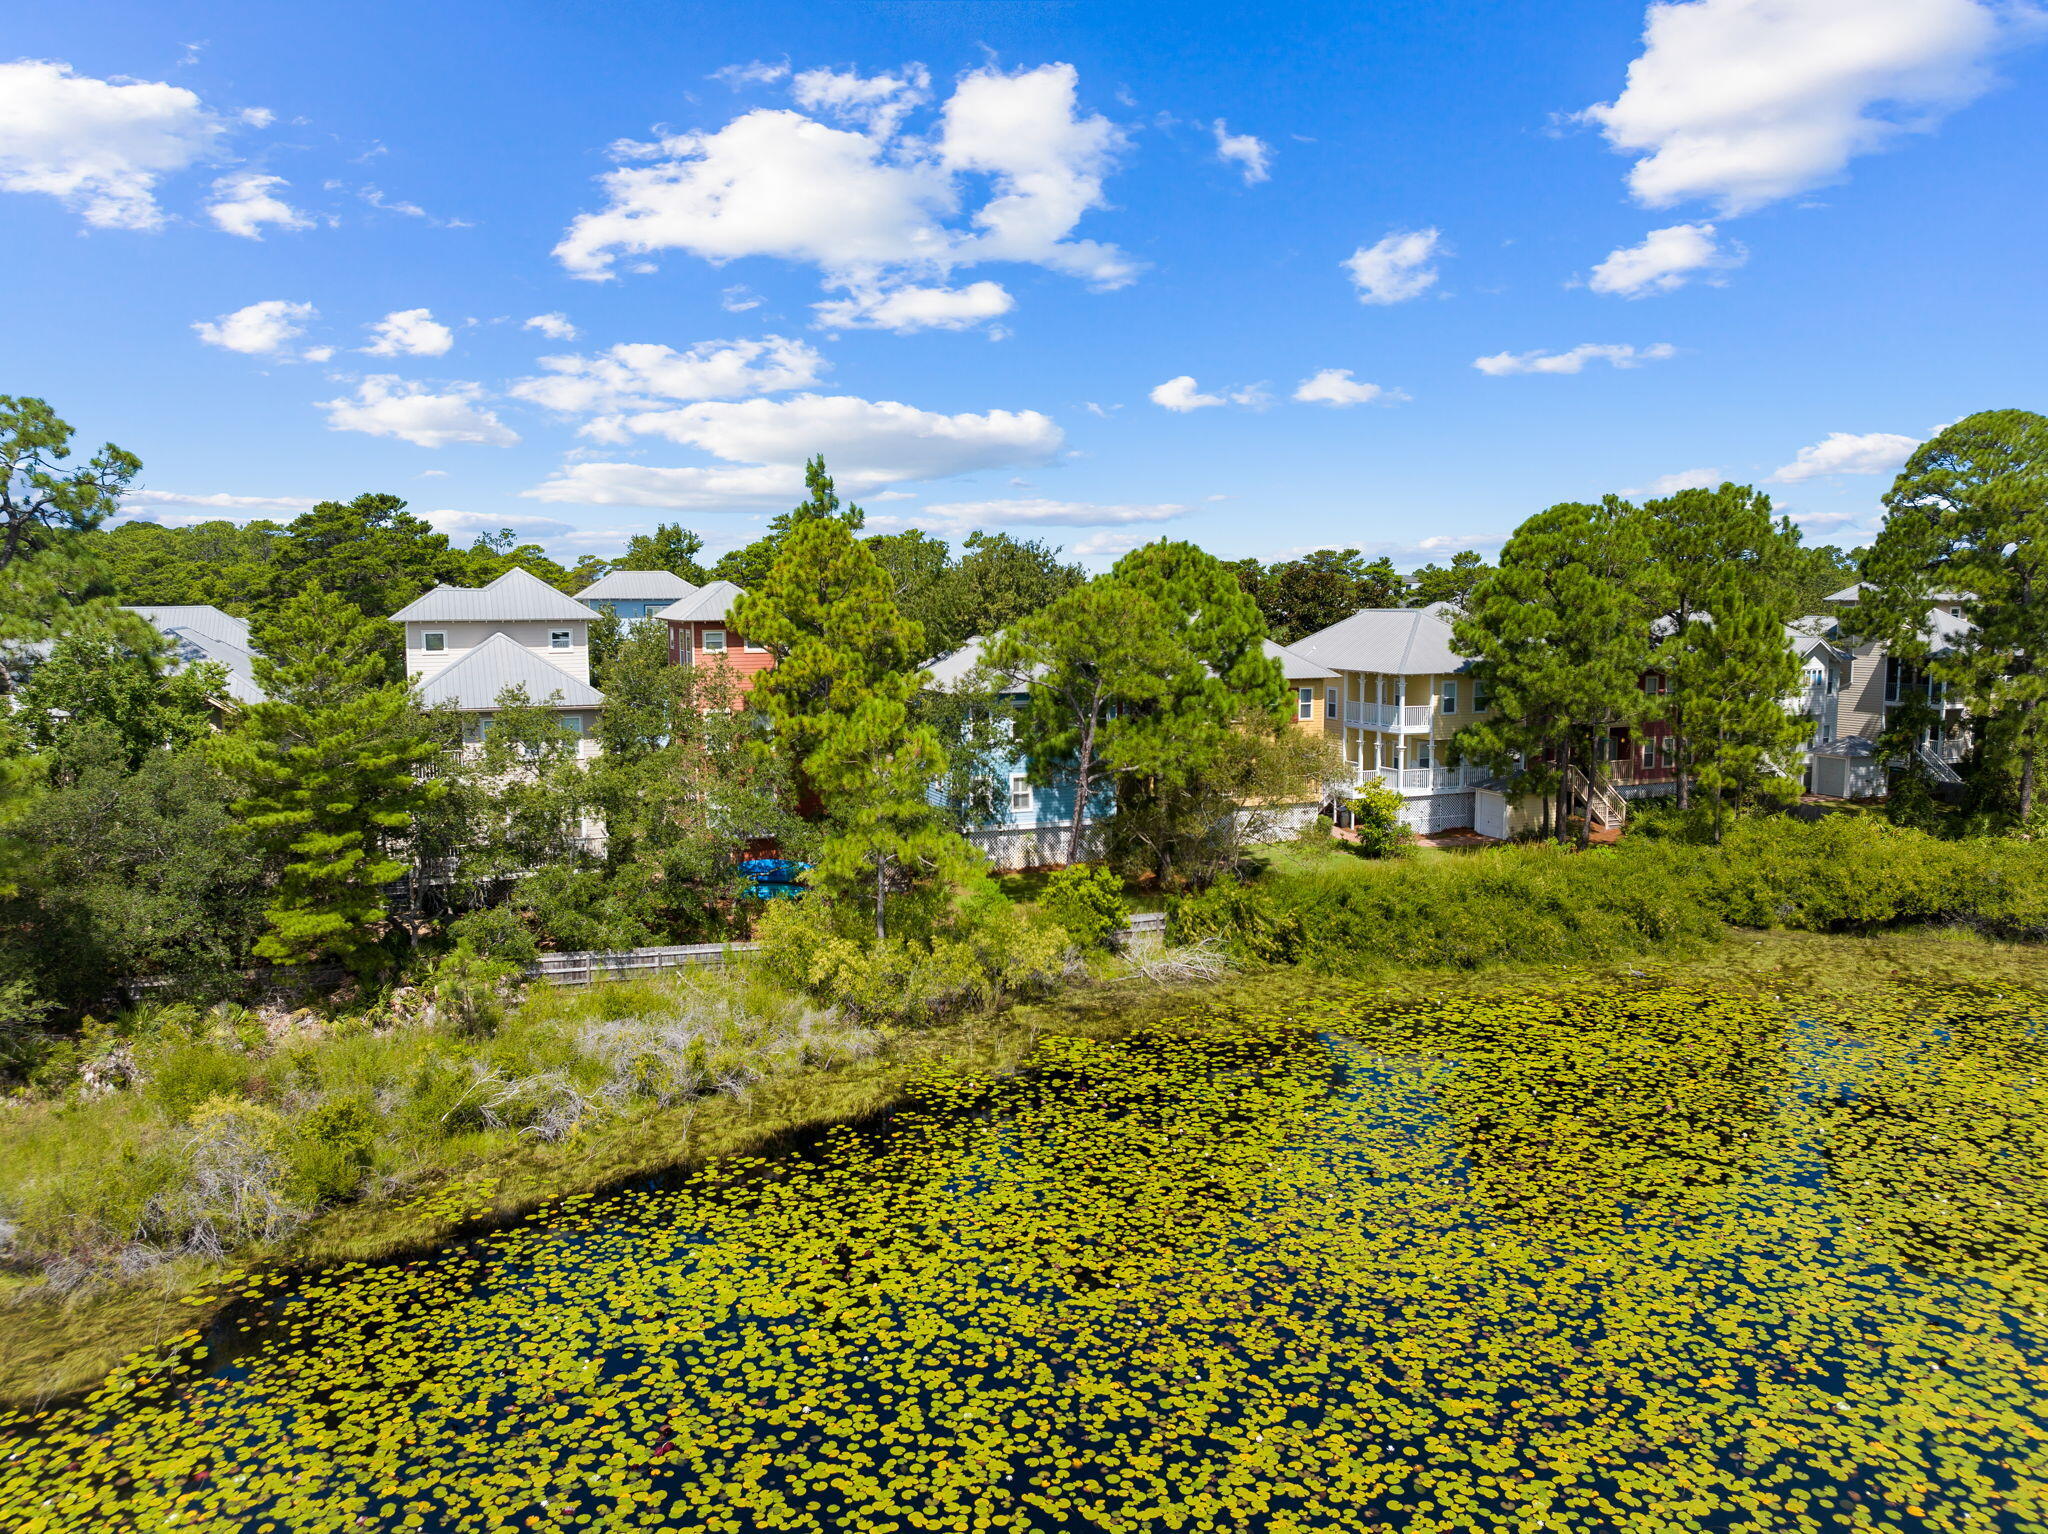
550,630,572,650
423,631,446,653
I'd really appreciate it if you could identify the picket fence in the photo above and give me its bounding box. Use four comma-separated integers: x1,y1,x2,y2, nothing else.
525,911,1169,989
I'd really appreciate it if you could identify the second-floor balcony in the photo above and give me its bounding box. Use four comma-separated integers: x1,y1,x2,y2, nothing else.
1342,701,1436,732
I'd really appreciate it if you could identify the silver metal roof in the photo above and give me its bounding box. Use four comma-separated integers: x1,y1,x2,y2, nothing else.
415,632,605,711
161,627,265,704
124,605,251,650
573,569,698,602
653,580,744,624
1265,639,1337,682
1288,607,1468,676
390,567,599,624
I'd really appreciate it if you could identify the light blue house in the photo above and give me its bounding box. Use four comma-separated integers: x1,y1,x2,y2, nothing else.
572,569,697,623
926,636,1115,869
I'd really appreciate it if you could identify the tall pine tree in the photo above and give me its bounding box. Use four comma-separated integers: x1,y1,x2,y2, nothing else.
1862,409,2048,818
216,588,443,972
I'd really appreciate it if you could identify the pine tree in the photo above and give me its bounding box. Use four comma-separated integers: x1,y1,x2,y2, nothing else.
1094,540,1288,883
714,456,867,590
216,588,443,973
988,581,1177,865
732,512,973,936
1862,409,2048,818
1682,576,1807,840
1452,499,1649,845
1636,483,1805,809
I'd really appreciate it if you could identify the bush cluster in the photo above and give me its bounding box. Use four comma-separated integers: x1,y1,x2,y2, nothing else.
1170,815,2048,974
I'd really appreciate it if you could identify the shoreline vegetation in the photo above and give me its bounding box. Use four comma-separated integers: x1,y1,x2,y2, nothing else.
5,813,2048,1407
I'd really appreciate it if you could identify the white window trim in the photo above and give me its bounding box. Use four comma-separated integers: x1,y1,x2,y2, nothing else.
1325,687,1338,719
1297,687,1314,721
1441,680,1458,715
549,629,572,650
701,627,728,654
423,631,446,653
743,635,766,653
1009,773,1035,814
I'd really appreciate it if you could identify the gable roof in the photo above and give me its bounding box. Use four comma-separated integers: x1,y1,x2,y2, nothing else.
574,569,698,602
389,566,598,624
161,627,265,704
1288,607,1466,676
124,604,250,650
654,580,744,624
1265,639,1337,682
414,632,605,710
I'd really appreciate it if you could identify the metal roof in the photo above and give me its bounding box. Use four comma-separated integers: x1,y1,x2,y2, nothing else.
653,580,744,624
1265,639,1337,682
1288,607,1468,676
161,627,265,704
573,569,698,602
124,605,250,650
415,632,605,711
389,566,599,624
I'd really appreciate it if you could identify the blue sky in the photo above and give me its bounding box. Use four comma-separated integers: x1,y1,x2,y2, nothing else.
8,0,2045,569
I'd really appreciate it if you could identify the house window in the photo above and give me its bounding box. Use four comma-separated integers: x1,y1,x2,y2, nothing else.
1660,736,1677,768
744,634,766,652
550,630,572,650
1009,774,1034,813
1885,656,1902,705
1441,680,1458,714
562,714,584,737
1416,738,1433,770
465,713,493,743
1297,687,1314,720
423,631,446,653
702,627,727,654
1473,682,1491,712
1325,687,1338,719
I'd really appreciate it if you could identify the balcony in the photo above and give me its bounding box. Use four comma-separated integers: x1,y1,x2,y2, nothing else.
1360,763,1491,794
1341,701,1436,732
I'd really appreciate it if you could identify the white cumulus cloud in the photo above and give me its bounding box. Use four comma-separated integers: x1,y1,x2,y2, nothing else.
791,64,930,136
0,60,229,230
612,393,1065,488
1472,342,1677,376
1581,0,2022,215
523,463,808,510
192,298,318,356
509,336,827,420
1211,120,1271,184
1587,222,1746,296
523,312,578,340
421,508,575,539
363,308,455,358
813,280,1014,332
1343,227,1444,305
1292,369,1409,407
1149,376,1267,412
554,62,1135,305
1770,430,1920,482
205,171,311,239
319,377,519,448
1621,468,1723,497
1072,531,1153,558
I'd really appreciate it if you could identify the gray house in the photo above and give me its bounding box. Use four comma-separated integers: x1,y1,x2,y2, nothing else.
572,569,697,623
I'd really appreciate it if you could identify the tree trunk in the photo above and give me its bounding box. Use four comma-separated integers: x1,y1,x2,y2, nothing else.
874,855,887,943
1576,739,1593,851
1068,704,1097,865
2022,743,2037,823
1554,745,1572,846
1673,722,1690,811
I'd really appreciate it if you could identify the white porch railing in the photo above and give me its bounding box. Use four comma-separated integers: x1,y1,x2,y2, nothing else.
1359,764,1490,794
1342,702,1436,732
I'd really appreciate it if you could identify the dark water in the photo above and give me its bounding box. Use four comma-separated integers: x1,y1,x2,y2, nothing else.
7,974,2048,1533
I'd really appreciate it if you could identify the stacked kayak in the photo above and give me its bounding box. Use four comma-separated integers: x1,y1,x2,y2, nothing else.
738,857,811,901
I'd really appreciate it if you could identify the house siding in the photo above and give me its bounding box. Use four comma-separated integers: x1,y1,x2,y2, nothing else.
407,620,591,686
668,619,776,701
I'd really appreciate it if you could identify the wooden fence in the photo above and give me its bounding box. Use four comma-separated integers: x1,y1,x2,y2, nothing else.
525,911,1169,989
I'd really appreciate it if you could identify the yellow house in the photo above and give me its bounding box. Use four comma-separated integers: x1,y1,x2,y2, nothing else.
1285,606,1498,833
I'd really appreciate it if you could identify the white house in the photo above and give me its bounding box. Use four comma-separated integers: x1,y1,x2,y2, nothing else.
1795,584,1973,799
388,567,605,756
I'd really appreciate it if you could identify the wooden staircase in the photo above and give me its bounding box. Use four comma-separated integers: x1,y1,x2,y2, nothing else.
1565,766,1628,829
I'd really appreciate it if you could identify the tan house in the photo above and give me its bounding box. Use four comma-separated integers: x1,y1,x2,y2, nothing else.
1285,607,1498,832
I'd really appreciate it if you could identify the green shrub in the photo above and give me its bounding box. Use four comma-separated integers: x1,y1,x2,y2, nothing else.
424,945,523,1037
1038,864,1130,951
1350,777,1412,858
288,1094,380,1204
445,904,540,965
141,1038,251,1122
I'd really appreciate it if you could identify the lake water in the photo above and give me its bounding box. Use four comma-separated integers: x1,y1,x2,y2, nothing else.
7,972,2047,1533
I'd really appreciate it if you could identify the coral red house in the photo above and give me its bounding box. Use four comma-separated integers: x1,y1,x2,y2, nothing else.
656,580,775,703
